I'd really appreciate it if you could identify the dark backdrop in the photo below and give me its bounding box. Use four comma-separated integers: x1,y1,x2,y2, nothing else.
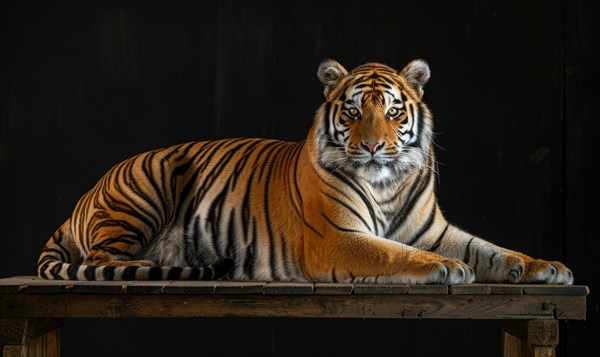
1,0,598,356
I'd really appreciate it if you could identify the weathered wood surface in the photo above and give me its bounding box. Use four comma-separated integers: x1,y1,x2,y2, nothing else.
0,276,590,296
0,277,588,320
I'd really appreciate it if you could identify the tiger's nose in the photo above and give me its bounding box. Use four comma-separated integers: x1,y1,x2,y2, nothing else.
361,141,385,154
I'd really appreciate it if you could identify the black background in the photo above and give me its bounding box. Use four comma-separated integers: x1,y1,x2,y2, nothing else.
1,0,598,356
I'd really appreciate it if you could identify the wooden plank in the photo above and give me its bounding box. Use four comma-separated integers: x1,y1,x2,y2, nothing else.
314,283,354,295
0,277,74,295
263,283,314,295
124,281,170,295
353,284,408,295
0,277,46,284
491,285,524,295
214,281,266,294
449,284,491,295
0,293,586,320
0,278,590,296
70,281,126,295
522,285,589,295
162,281,217,295
407,285,448,294
0,277,46,293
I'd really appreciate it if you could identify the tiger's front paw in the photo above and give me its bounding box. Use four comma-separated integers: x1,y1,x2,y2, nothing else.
521,259,574,285
425,259,475,284
492,253,573,284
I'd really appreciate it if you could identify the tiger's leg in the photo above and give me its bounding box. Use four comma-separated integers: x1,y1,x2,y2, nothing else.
83,252,156,267
81,223,157,267
302,231,475,284
415,223,573,284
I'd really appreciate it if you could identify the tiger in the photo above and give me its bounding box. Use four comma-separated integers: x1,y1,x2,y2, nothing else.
37,59,574,284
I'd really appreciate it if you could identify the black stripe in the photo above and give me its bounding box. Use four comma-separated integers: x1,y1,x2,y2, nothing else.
323,191,371,230
250,219,261,279
108,161,159,237
48,263,62,279
93,219,146,240
404,202,437,246
400,92,408,103
136,152,164,225
148,266,163,280
66,264,78,280
206,265,215,279
354,83,371,89
184,210,200,266
202,143,259,256
176,141,223,208
188,267,201,280
385,164,432,237
489,252,498,268
319,168,378,233
324,102,334,141
241,165,259,244
286,144,304,218
90,244,135,259
262,144,288,280
279,234,293,278
243,219,259,279
331,267,338,283
231,140,263,187
121,266,137,280
304,220,324,238
225,208,236,260
206,186,228,255
292,144,305,214
83,266,97,280
464,237,475,264
429,224,449,252
103,266,116,280
321,213,364,234
408,104,427,148
40,247,69,263
167,267,183,280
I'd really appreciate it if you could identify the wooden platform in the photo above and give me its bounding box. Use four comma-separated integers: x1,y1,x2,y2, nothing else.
0,276,589,357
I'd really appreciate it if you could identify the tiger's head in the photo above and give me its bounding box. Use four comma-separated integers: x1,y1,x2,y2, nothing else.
313,59,434,186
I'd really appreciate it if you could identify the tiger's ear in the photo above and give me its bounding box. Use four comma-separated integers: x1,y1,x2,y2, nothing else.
318,59,348,98
400,59,430,99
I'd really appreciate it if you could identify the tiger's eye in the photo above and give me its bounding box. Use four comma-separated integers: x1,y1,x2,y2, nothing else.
348,108,360,118
387,108,400,119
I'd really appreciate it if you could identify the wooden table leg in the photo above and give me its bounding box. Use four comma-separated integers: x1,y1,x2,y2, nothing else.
1,318,64,357
1,318,25,357
499,319,559,357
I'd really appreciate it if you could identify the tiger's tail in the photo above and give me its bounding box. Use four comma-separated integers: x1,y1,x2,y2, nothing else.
37,219,234,281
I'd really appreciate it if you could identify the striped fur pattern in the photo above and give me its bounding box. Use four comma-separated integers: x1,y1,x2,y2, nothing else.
38,59,573,284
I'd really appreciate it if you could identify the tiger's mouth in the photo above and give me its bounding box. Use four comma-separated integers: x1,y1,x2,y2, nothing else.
348,152,398,166
345,150,423,183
